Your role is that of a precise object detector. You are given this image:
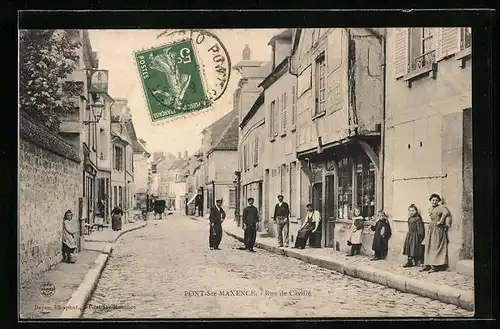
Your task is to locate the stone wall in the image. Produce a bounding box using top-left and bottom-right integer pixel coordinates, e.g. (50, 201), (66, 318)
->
(19, 114), (82, 285)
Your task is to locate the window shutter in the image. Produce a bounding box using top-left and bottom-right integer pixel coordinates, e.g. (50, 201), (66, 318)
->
(436, 28), (461, 61)
(394, 28), (409, 79)
(283, 92), (287, 131)
(254, 136), (259, 164)
(268, 103), (273, 138)
(291, 85), (297, 126)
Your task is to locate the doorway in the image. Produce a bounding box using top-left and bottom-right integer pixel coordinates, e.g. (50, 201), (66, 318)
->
(311, 182), (323, 247)
(325, 174), (335, 247)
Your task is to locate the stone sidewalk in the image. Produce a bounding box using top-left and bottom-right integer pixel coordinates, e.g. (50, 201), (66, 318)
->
(20, 220), (147, 319)
(217, 217), (475, 311)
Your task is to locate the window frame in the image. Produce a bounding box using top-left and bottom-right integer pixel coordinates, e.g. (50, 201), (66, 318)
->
(314, 53), (326, 116)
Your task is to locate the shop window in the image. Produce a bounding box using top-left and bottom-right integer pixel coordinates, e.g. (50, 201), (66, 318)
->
(337, 157), (353, 220)
(356, 154), (376, 219)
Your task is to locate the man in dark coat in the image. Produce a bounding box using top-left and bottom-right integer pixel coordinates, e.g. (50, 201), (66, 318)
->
(209, 198), (226, 250)
(195, 193), (203, 217)
(242, 197), (259, 252)
(273, 194), (290, 248)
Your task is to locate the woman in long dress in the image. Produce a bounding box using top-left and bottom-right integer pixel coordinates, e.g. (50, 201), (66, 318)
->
(111, 206), (123, 231)
(420, 193), (451, 273)
(62, 210), (77, 263)
(402, 204), (425, 267)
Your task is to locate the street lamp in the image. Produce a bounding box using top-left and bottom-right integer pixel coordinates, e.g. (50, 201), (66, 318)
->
(83, 97), (105, 125)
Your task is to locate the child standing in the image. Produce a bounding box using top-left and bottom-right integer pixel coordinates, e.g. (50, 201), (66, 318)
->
(402, 204), (426, 267)
(370, 211), (392, 260)
(347, 208), (364, 256)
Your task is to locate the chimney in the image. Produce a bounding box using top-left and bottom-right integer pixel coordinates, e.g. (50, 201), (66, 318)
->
(178, 152), (181, 159)
(184, 150), (188, 158)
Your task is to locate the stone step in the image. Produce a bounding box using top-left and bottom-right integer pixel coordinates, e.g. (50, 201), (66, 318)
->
(456, 259), (474, 277)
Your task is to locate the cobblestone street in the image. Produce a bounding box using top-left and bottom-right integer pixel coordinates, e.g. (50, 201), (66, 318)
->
(82, 214), (473, 318)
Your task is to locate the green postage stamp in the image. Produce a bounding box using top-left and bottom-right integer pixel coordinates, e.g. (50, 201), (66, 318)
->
(135, 30), (231, 122)
(135, 40), (208, 121)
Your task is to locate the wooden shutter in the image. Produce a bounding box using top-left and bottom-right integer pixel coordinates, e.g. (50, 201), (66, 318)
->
(436, 28), (461, 61)
(291, 85), (297, 126)
(268, 103), (273, 138)
(394, 28), (409, 79)
(273, 100), (279, 137)
(283, 92), (287, 132)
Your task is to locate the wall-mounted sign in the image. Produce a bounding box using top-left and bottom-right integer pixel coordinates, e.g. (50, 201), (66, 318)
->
(88, 69), (109, 93)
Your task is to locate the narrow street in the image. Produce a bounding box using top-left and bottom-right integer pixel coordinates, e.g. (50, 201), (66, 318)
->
(82, 214), (471, 318)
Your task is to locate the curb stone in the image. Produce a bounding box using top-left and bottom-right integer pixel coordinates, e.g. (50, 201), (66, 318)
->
(59, 221), (147, 319)
(223, 228), (474, 311)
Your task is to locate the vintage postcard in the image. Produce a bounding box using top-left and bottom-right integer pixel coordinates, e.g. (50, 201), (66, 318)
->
(19, 26), (475, 319)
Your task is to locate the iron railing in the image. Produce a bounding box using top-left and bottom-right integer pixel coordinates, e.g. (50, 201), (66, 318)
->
(410, 50), (436, 71)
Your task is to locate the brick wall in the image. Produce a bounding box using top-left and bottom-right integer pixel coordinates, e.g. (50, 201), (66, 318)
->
(19, 115), (82, 285)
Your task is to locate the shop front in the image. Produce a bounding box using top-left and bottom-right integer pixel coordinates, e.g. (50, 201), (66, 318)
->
(298, 138), (380, 251)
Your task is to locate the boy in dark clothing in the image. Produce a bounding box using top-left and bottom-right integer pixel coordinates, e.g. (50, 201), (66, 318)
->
(370, 211), (392, 260)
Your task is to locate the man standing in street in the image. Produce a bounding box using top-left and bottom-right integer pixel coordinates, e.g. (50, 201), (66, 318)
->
(209, 198), (226, 250)
(273, 194), (290, 248)
(195, 193), (203, 217)
(242, 197), (259, 252)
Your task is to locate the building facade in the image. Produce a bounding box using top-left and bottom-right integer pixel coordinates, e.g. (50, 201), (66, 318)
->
(200, 110), (239, 214)
(383, 27), (472, 270)
(291, 28), (384, 249)
(233, 44), (271, 229)
(260, 30), (303, 238)
(131, 138), (151, 209)
(110, 98), (134, 221)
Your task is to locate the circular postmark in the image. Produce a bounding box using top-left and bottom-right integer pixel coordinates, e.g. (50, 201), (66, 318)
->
(133, 29), (232, 123)
(40, 281), (55, 297)
(157, 29), (231, 103)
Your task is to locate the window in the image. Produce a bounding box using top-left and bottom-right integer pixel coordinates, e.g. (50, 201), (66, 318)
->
(291, 85), (297, 128)
(280, 93), (287, 136)
(460, 27), (471, 50)
(99, 129), (106, 159)
(114, 146), (123, 171)
(118, 186), (123, 208)
(315, 54), (326, 115)
(243, 144), (248, 171)
(113, 185), (117, 208)
(337, 157), (353, 220)
(356, 154), (376, 219)
(409, 28), (436, 72)
(229, 188), (236, 208)
(253, 136), (259, 165)
(269, 100), (279, 139)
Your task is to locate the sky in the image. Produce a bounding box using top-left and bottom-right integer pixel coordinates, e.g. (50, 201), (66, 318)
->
(88, 29), (281, 155)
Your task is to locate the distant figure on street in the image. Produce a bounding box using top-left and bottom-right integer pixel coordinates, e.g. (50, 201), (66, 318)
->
(195, 193), (203, 217)
(421, 194), (451, 273)
(111, 206), (123, 231)
(347, 207), (364, 256)
(185, 197), (189, 216)
(209, 198), (226, 250)
(293, 203), (320, 249)
(273, 195), (290, 248)
(402, 204), (425, 267)
(242, 197), (259, 252)
(370, 211), (392, 260)
(62, 210), (77, 263)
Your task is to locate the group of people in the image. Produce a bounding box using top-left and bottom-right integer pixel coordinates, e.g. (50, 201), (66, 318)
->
(345, 193), (451, 272)
(207, 192), (452, 273)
